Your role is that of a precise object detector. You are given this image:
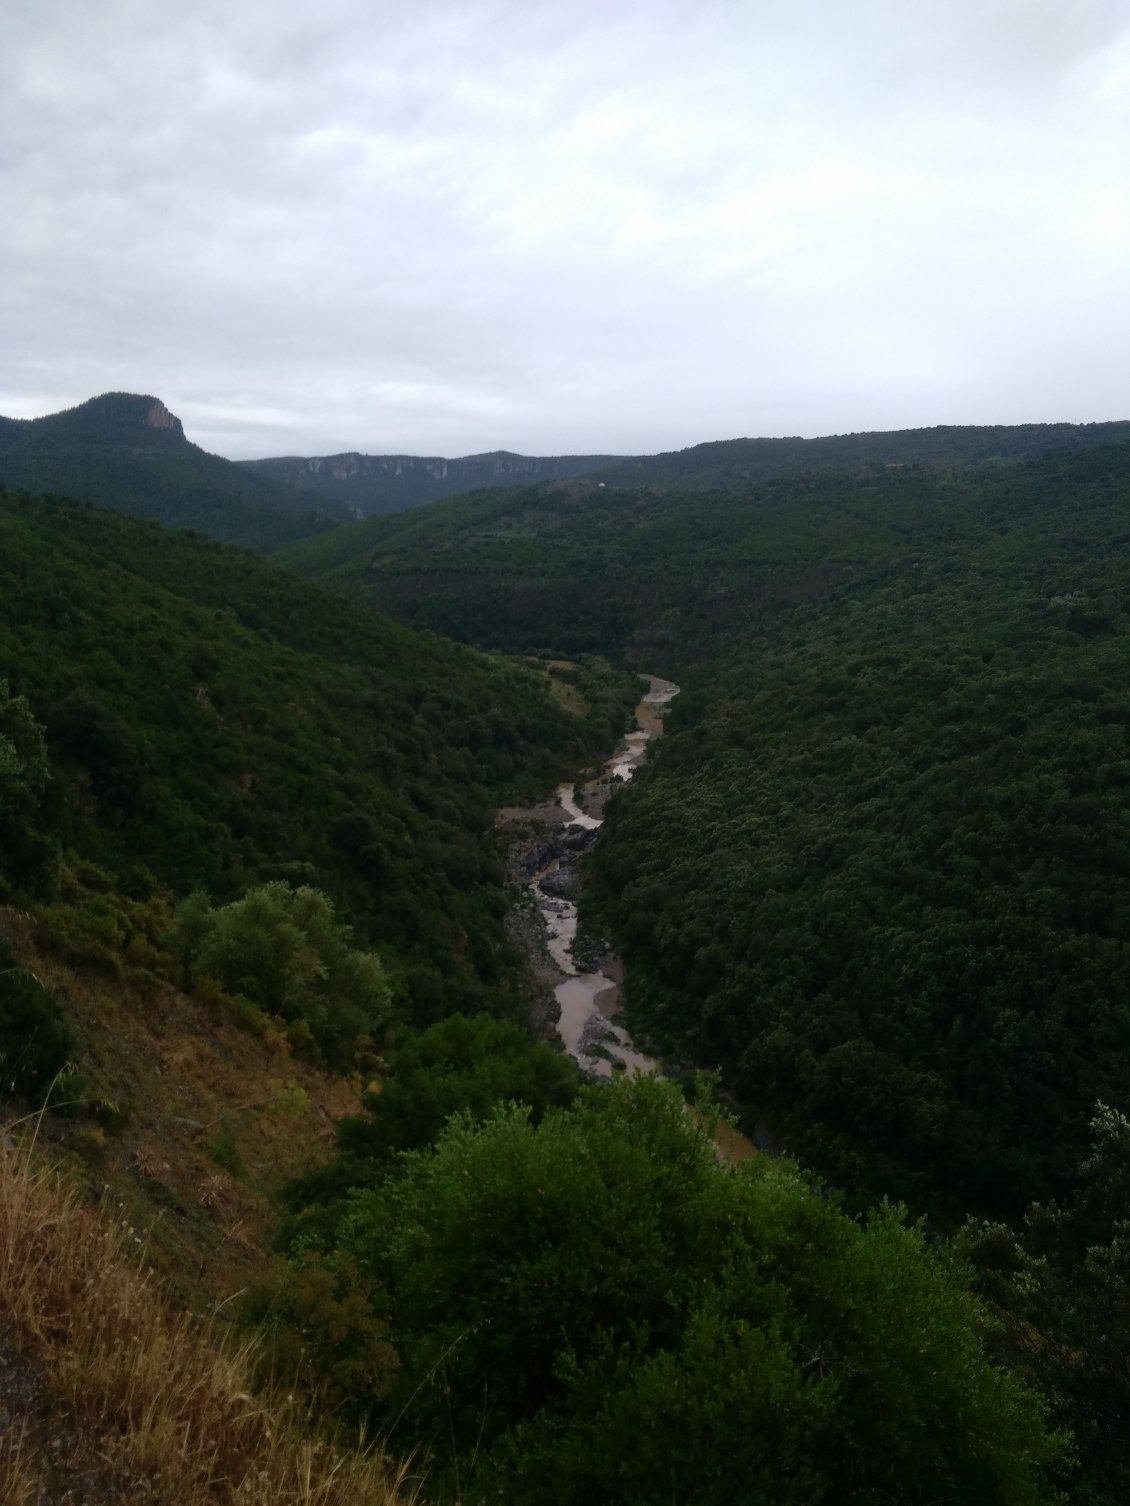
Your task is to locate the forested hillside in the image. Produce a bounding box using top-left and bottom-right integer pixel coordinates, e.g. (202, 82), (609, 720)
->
(0, 484), (637, 1037)
(587, 446), (1130, 1219)
(283, 436), (1130, 662)
(281, 442), (1130, 1214)
(586, 420), (1130, 490)
(263, 422), (1130, 534)
(0, 394), (352, 550)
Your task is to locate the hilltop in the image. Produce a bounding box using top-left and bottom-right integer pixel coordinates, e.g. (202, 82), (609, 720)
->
(244, 419), (1130, 521)
(0, 394), (352, 550)
(587, 419), (1130, 489)
(9, 399), (1125, 555)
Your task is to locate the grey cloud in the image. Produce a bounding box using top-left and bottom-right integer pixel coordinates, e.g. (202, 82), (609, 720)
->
(3, 0), (1127, 459)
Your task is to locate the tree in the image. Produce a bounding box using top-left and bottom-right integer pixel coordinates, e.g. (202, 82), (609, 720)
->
(345, 1013), (579, 1157)
(0, 943), (72, 1102)
(171, 882), (390, 1067)
(340, 1075), (1065, 1505)
(279, 1014), (580, 1247)
(967, 1103), (1130, 1506)
(0, 679), (53, 892)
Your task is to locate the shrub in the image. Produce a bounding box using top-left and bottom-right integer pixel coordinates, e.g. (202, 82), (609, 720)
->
(243, 1250), (398, 1427)
(170, 882), (391, 1068)
(342, 1075), (1067, 1506)
(0, 679), (54, 894)
(0, 943), (73, 1102)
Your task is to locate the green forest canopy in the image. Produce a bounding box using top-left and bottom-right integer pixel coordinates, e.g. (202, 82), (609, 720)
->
(282, 443), (1130, 1219)
(275, 439), (1130, 1499)
(0, 484), (638, 1030)
(4, 427), (1128, 1503)
(322, 1074), (1066, 1506)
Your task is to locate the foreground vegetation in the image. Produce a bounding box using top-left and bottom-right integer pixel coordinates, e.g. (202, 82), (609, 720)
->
(269, 1073), (1066, 1506)
(0, 1128), (415, 1505)
(3, 427), (1127, 1501)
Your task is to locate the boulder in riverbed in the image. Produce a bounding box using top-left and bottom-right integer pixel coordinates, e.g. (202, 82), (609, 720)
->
(538, 866), (581, 901)
(557, 824), (599, 855)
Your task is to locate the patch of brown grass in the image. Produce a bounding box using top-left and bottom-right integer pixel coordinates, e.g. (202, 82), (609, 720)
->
(543, 672), (588, 719)
(0, 1126), (419, 1505)
(0, 905), (366, 1310)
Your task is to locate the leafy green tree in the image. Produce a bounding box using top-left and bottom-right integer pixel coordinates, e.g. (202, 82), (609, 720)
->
(171, 882), (390, 1067)
(242, 1249), (398, 1426)
(966, 1103), (1130, 1506)
(348, 1013), (579, 1156)
(0, 678), (53, 892)
(340, 1075), (1065, 1505)
(280, 1014), (580, 1245)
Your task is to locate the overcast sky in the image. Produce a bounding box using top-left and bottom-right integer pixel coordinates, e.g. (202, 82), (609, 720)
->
(3, 0), (1128, 460)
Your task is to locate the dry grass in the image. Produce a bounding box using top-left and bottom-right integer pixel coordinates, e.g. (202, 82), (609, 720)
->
(0, 905), (368, 1313)
(540, 660), (590, 718)
(0, 1123), (418, 1506)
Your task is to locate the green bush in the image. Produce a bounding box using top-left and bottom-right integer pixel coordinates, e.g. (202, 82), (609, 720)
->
(0, 943), (73, 1102)
(208, 1120), (243, 1177)
(170, 882), (391, 1069)
(339, 1075), (1066, 1505)
(242, 1250), (398, 1426)
(0, 679), (54, 894)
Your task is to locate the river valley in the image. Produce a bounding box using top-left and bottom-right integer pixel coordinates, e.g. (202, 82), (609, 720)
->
(500, 674), (759, 1161)
(530, 677), (678, 1078)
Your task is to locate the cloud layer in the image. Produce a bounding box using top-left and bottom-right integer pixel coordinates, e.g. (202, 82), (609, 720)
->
(4, 0), (1128, 457)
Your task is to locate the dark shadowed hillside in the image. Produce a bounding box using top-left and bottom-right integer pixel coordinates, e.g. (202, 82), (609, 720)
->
(0, 394), (352, 550)
(588, 420), (1130, 490)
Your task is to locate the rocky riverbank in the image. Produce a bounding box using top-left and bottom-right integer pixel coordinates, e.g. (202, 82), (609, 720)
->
(498, 675), (679, 1077)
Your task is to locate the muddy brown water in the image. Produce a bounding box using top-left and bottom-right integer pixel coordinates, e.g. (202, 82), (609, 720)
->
(532, 676), (677, 1082)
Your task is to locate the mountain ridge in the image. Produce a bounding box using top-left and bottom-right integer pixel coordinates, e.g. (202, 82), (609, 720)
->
(0, 393), (353, 551)
(245, 418), (1130, 517)
(241, 446), (627, 517)
(6, 393), (1127, 546)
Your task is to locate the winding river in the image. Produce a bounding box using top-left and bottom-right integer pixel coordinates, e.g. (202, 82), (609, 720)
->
(532, 675), (679, 1080)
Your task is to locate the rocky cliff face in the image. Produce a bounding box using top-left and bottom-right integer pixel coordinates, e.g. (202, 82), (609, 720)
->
(144, 398), (183, 435)
(287, 451), (590, 483)
(243, 448), (626, 517)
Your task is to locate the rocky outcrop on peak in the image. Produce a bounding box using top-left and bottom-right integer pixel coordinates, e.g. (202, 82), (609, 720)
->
(0, 392), (352, 551)
(145, 399), (182, 434)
